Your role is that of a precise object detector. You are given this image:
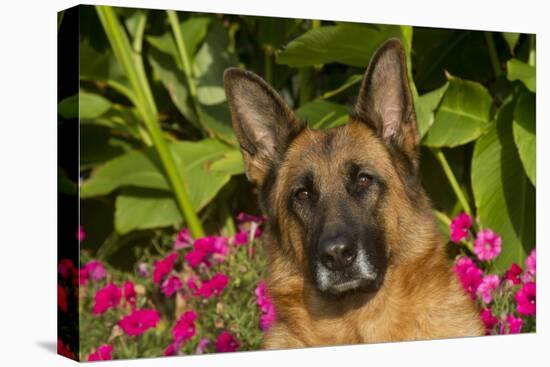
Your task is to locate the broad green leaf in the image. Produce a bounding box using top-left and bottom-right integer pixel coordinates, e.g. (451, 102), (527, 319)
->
(80, 105), (144, 141)
(276, 23), (409, 67)
(507, 59), (536, 92)
(209, 150), (245, 176)
(255, 16), (301, 49)
(202, 106), (237, 146)
(115, 188), (182, 234)
(148, 47), (196, 125)
(415, 82), (449, 138)
(413, 29), (493, 92)
(472, 101), (535, 271)
(180, 17), (211, 61)
(513, 91), (536, 186)
(58, 92), (112, 120)
(193, 20), (238, 106)
(81, 139), (240, 212)
(422, 77), (492, 147)
(80, 125), (136, 168)
(502, 32), (520, 54)
(296, 100), (348, 129)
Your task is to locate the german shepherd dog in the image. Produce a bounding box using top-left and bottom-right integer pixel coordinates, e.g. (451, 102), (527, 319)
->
(224, 39), (483, 349)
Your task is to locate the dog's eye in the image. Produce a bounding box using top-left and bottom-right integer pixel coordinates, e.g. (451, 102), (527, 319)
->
(357, 172), (372, 186)
(295, 188), (310, 201)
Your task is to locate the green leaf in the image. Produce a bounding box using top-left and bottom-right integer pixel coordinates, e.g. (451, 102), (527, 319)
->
(422, 77), (492, 147)
(513, 91), (536, 186)
(58, 169), (77, 196)
(507, 58), (536, 92)
(276, 23), (409, 67)
(472, 101), (535, 271)
(58, 92), (112, 120)
(115, 188), (182, 234)
(80, 125), (137, 168)
(209, 150), (245, 176)
(179, 17), (211, 61)
(296, 99), (348, 129)
(415, 82), (449, 138)
(502, 32), (520, 54)
(81, 139), (240, 212)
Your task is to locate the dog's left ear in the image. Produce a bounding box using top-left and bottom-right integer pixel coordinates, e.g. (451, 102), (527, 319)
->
(354, 39), (419, 167)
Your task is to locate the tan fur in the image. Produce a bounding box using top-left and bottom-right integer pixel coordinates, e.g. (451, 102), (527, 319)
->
(262, 121), (483, 349)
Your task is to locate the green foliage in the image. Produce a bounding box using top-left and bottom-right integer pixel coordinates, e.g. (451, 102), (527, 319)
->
(73, 6), (536, 273)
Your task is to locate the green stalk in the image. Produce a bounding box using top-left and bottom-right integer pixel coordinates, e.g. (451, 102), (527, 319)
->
(298, 18), (321, 106)
(431, 148), (472, 216)
(484, 32), (502, 78)
(528, 34), (536, 67)
(96, 6), (205, 238)
(166, 10), (206, 132)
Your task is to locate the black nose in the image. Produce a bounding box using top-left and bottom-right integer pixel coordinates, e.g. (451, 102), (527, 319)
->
(320, 241), (357, 271)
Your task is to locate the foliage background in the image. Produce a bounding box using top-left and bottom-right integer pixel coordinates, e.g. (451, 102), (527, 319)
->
(57, 4), (536, 359)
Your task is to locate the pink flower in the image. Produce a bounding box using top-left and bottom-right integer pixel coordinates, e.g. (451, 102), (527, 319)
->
(255, 281), (277, 331)
(196, 338), (210, 354)
(503, 315), (523, 334)
(153, 252), (178, 284)
(77, 225), (86, 242)
(505, 263), (523, 285)
(79, 267), (89, 286)
(122, 281), (136, 307)
(195, 273), (229, 298)
(477, 274), (500, 304)
(236, 212), (265, 225)
(473, 229), (502, 261)
(88, 344), (112, 361)
(185, 236), (228, 267)
(215, 330), (239, 353)
(118, 309), (160, 336)
(164, 342), (179, 356)
(58, 259), (74, 279)
(84, 260), (107, 281)
(187, 275), (200, 293)
(453, 256), (483, 299)
(515, 282), (536, 316)
(480, 308), (498, 335)
(449, 212), (472, 243)
(161, 275), (183, 297)
(174, 228), (193, 250)
(233, 231), (249, 246)
(57, 338), (73, 359)
(173, 311), (197, 343)
(525, 249), (536, 280)
(93, 283), (121, 315)
(137, 262), (149, 278)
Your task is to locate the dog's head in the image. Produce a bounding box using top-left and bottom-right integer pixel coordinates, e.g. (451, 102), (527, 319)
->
(224, 39), (428, 297)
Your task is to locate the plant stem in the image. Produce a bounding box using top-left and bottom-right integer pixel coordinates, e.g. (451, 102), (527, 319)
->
(528, 34), (536, 67)
(484, 32), (501, 78)
(166, 10), (206, 133)
(431, 148), (472, 216)
(96, 6), (205, 238)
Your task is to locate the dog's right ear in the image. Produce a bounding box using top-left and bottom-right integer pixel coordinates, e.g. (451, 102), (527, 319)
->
(224, 68), (304, 185)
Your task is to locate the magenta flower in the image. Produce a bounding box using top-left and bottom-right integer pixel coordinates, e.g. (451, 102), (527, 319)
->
(215, 331), (240, 353)
(118, 309), (160, 336)
(122, 281), (136, 307)
(196, 338), (210, 354)
(504, 315), (523, 334)
(453, 256), (483, 299)
(515, 282), (536, 316)
(174, 228), (193, 250)
(173, 311), (197, 343)
(77, 225), (86, 242)
(93, 283), (121, 315)
(255, 281), (277, 331)
(58, 259), (74, 279)
(161, 275), (183, 297)
(185, 236), (228, 267)
(195, 273), (229, 298)
(449, 212), (472, 243)
(153, 252), (178, 284)
(236, 212), (265, 225)
(58, 285), (68, 313)
(477, 274), (500, 304)
(164, 342), (179, 357)
(233, 231), (249, 246)
(88, 344), (112, 361)
(84, 260), (107, 281)
(79, 267), (89, 286)
(480, 308), (498, 335)
(505, 263), (523, 285)
(525, 249), (536, 280)
(187, 275), (200, 293)
(473, 229), (502, 261)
